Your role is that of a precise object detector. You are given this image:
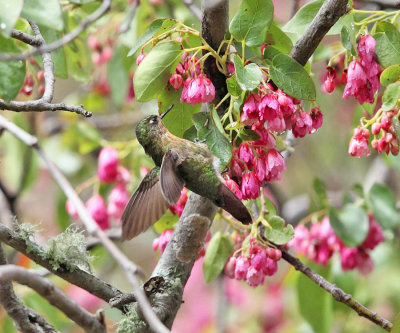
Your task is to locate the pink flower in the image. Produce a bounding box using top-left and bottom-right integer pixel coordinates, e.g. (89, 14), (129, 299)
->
(361, 216), (384, 250)
(357, 252), (374, 275)
(234, 256), (250, 280)
(97, 147), (119, 183)
(265, 149), (286, 182)
(136, 53), (146, 66)
(323, 67), (336, 93)
(86, 195), (109, 230)
(108, 184), (130, 220)
(180, 75), (215, 105)
(226, 178), (242, 200)
(254, 156), (266, 182)
(158, 229), (174, 253)
(290, 225), (310, 254)
(340, 247), (361, 271)
(238, 143), (254, 166)
(252, 128), (276, 148)
(241, 93), (260, 124)
(267, 114), (286, 132)
(230, 151), (245, 178)
(246, 266), (265, 287)
(310, 107), (323, 130)
(258, 94), (280, 122)
(263, 257), (278, 276)
(66, 285), (102, 311)
(169, 74), (183, 90)
(116, 166), (131, 185)
(169, 188), (188, 216)
(224, 256), (236, 279)
(241, 172), (260, 200)
(358, 35), (376, 68)
(291, 112), (313, 138)
(250, 249), (268, 272)
(65, 199), (79, 220)
(348, 127), (370, 158)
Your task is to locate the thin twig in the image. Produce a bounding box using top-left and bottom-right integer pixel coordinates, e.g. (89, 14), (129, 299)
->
(0, 244), (57, 333)
(281, 249), (393, 331)
(0, 0), (111, 61)
(2, 24), (92, 117)
(0, 265), (106, 333)
(182, 0), (202, 21)
(118, 0), (140, 34)
(0, 115), (170, 333)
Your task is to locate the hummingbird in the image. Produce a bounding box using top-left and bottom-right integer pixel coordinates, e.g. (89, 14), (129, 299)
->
(121, 105), (252, 240)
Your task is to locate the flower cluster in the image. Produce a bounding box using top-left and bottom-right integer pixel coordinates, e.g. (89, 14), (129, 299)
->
(166, 53), (215, 105)
(290, 215), (384, 275)
(66, 147), (131, 230)
(20, 58), (45, 96)
(88, 35), (113, 66)
(227, 87), (323, 201)
(321, 55), (347, 94)
(224, 235), (282, 287)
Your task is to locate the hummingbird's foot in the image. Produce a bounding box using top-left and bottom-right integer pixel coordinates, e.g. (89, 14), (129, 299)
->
(194, 137), (206, 144)
(221, 167), (229, 174)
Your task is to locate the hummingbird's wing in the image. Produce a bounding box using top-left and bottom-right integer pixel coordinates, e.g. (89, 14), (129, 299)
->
(160, 149), (185, 205)
(121, 167), (170, 241)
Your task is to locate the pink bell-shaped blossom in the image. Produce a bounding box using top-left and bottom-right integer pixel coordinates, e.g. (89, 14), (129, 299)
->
(169, 73), (183, 90)
(107, 184), (130, 220)
(241, 171), (260, 200)
(97, 147), (119, 183)
(86, 195), (109, 230)
(234, 256), (250, 280)
(291, 112), (313, 138)
(180, 74), (215, 105)
(265, 149), (286, 182)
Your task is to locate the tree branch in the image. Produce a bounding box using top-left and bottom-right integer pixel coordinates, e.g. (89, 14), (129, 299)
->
(0, 244), (57, 333)
(281, 249), (393, 331)
(1, 24), (92, 117)
(290, 0), (350, 66)
(0, 265), (106, 333)
(0, 115), (169, 333)
(0, 0), (111, 62)
(181, 0), (202, 21)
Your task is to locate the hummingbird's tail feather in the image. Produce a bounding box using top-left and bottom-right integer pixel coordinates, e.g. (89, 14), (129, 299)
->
(215, 184), (252, 224)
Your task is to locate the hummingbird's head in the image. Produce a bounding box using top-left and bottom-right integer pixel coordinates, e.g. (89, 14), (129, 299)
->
(135, 105), (173, 146)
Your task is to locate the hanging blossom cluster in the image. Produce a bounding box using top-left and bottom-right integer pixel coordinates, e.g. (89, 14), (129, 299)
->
(290, 215), (384, 275)
(227, 85), (323, 201)
(224, 233), (285, 287)
(66, 147), (131, 230)
(137, 51), (216, 106)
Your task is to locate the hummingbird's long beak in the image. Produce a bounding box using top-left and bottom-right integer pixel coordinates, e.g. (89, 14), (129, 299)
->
(160, 105), (174, 119)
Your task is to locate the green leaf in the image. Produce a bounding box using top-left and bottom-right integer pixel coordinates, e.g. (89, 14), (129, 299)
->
(233, 54), (262, 91)
(21, 0), (63, 31)
(283, 0), (323, 35)
(107, 46), (134, 107)
(39, 27), (67, 79)
(158, 86), (200, 137)
(134, 41), (182, 102)
(192, 112), (233, 169)
(392, 313), (400, 333)
(265, 23), (293, 54)
(229, 0), (274, 47)
(128, 19), (175, 57)
(264, 216), (294, 245)
(374, 22), (400, 68)
(0, 0), (23, 37)
(266, 49), (316, 100)
(313, 178), (328, 209)
(0, 36), (26, 101)
(382, 82), (400, 111)
(329, 204), (369, 248)
(226, 75), (242, 97)
(380, 65), (400, 87)
(153, 210), (178, 233)
(65, 40), (93, 82)
(368, 183), (399, 229)
(57, 194), (70, 232)
(183, 125), (197, 141)
(297, 262), (333, 333)
(238, 128), (260, 142)
(203, 231), (233, 283)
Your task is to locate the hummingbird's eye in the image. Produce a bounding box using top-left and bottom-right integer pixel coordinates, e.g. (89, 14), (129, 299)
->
(149, 117), (158, 124)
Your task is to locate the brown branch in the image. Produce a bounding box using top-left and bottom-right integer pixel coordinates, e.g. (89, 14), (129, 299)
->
(281, 249), (393, 331)
(0, 115), (170, 333)
(0, 265), (106, 333)
(0, 223), (125, 308)
(0, 244), (58, 333)
(0, 0), (111, 61)
(1, 24), (92, 117)
(290, 0), (350, 66)
(118, 0), (140, 34)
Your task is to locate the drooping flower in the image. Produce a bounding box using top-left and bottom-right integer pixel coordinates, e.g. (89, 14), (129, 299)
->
(97, 147), (119, 183)
(86, 195), (109, 230)
(348, 127), (370, 158)
(310, 107), (324, 130)
(291, 112), (313, 138)
(169, 188), (188, 216)
(180, 74), (215, 105)
(169, 73), (183, 90)
(234, 256), (250, 280)
(108, 184), (130, 220)
(226, 178), (242, 200)
(241, 172), (260, 200)
(265, 149), (286, 182)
